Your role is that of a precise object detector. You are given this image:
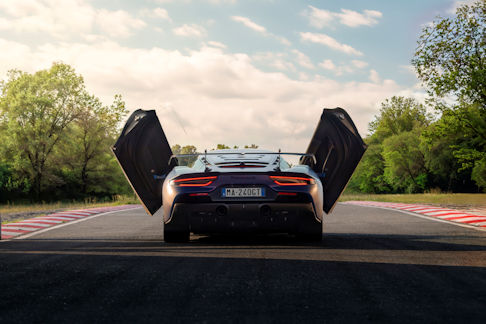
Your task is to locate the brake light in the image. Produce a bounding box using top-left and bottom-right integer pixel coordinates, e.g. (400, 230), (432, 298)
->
(270, 176), (315, 186)
(278, 192), (298, 196)
(172, 176), (217, 187)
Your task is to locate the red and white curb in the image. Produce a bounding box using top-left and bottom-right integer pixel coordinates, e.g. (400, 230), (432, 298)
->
(345, 201), (486, 229)
(1, 205), (141, 240)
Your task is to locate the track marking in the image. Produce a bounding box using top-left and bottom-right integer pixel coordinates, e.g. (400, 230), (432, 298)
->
(343, 203), (486, 232)
(0, 207), (142, 242)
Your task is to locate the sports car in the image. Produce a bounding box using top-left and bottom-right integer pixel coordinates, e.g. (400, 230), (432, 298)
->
(112, 108), (366, 242)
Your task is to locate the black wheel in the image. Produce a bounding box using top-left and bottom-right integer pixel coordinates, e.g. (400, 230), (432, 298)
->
(164, 230), (190, 243)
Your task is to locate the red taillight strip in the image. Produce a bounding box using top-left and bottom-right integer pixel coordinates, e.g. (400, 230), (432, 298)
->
(172, 176), (217, 187)
(189, 193), (209, 197)
(178, 182), (213, 187)
(270, 176), (314, 186)
(278, 192), (298, 196)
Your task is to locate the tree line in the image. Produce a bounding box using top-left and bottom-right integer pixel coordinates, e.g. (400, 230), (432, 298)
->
(349, 2), (485, 193)
(0, 63), (132, 202)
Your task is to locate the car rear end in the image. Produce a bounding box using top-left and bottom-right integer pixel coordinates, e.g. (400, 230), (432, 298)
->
(163, 170), (323, 239)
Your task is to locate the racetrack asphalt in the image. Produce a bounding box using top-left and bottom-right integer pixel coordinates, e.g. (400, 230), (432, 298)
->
(1, 203), (485, 323)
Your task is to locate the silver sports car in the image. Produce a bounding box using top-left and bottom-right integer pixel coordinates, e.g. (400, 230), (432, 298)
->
(113, 108), (366, 242)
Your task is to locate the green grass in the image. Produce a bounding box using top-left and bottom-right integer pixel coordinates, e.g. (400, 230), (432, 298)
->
(0, 194), (139, 216)
(340, 193), (486, 208)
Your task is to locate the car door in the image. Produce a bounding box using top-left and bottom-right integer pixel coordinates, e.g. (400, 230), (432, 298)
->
(301, 108), (367, 213)
(112, 109), (177, 215)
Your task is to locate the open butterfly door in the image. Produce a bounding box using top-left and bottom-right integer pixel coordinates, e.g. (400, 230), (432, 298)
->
(112, 109), (177, 215)
(301, 108), (367, 214)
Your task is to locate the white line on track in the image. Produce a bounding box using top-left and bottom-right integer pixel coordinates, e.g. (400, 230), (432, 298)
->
(27, 219), (63, 224)
(0, 207), (143, 242)
(52, 214), (86, 218)
(10, 222), (51, 227)
(424, 211), (456, 216)
(1, 231), (23, 236)
(34, 216), (79, 221)
(444, 216), (486, 222)
(1, 226), (38, 232)
(436, 214), (470, 218)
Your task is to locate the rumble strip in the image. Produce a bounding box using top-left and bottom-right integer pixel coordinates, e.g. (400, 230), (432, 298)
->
(1, 205), (140, 240)
(345, 201), (486, 229)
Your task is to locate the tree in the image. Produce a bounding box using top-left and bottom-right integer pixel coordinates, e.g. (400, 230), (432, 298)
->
(171, 144), (198, 166)
(382, 129), (429, 193)
(55, 94), (128, 195)
(0, 63), (87, 198)
(421, 104), (485, 191)
(412, 1), (486, 192)
(216, 144), (230, 150)
(412, 1), (486, 104)
(351, 96), (431, 193)
(348, 142), (391, 193)
(369, 96), (430, 139)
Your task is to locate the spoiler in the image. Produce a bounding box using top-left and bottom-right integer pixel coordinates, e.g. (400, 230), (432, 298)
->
(168, 151), (317, 166)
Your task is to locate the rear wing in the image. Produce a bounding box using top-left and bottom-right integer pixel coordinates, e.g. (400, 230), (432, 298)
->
(169, 151), (317, 166)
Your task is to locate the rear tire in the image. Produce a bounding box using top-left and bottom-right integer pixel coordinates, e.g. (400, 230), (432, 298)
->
(164, 230), (190, 243)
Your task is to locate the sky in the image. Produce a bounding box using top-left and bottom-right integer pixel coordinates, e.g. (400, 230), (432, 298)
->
(0, 0), (473, 153)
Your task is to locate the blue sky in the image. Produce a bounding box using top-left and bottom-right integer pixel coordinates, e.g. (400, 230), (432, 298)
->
(0, 0), (472, 152)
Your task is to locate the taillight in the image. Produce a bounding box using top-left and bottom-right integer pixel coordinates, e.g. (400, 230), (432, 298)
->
(278, 192), (298, 196)
(171, 176), (217, 187)
(270, 176), (315, 186)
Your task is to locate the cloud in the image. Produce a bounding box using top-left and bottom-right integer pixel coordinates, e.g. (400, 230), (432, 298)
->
(351, 60), (368, 69)
(305, 6), (382, 28)
(173, 24), (206, 37)
(305, 6), (334, 29)
(152, 0), (237, 3)
(150, 7), (171, 21)
(448, 0), (477, 14)
(207, 0), (237, 5)
(292, 50), (314, 69)
(231, 16), (266, 33)
(369, 69), (381, 83)
(318, 59), (355, 76)
(2, 38), (415, 147)
(231, 15), (290, 46)
(252, 52), (296, 71)
(318, 59), (369, 76)
(96, 10), (146, 38)
(319, 59), (336, 71)
(337, 9), (382, 28)
(300, 32), (363, 56)
(0, 0), (146, 39)
(152, 0), (174, 3)
(207, 41), (227, 48)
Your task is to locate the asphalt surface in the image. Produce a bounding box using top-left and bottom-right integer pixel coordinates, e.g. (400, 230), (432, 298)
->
(1, 203), (485, 323)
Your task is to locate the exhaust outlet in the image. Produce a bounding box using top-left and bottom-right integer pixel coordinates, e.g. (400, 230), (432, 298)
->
(260, 205), (271, 217)
(216, 205), (228, 216)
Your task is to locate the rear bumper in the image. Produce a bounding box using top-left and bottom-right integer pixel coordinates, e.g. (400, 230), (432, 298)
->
(165, 202), (321, 235)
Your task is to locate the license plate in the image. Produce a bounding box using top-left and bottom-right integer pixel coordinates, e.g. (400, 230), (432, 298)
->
(223, 187), (264, 198)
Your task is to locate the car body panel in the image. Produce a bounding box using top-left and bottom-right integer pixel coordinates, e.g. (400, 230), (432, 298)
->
(112, 109), (176, 215)
(301, 108), (367, 213)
